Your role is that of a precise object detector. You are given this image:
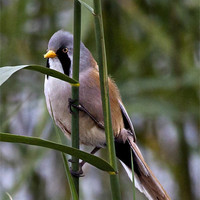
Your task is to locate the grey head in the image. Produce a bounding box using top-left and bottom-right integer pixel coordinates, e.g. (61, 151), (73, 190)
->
(48, 30), (74, 52)
(46, 30), (96, 76)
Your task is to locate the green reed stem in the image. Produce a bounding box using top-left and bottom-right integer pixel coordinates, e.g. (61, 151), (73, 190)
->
(71, 0), (81, 196)
(93, 1), (121, 199)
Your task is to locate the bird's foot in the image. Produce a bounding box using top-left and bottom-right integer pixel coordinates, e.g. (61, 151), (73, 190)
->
(68, 159), (85, 177)
(68, 98), (78, 114)
(68, 98), (104, 129)
(70, 168), (84, 177)
(68, 158), (75, 163)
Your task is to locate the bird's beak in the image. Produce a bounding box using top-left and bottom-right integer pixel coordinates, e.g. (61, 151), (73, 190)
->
(44, 50), (57, 58)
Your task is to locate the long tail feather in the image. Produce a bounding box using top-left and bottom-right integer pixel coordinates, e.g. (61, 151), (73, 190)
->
(115, 136), (170, 200)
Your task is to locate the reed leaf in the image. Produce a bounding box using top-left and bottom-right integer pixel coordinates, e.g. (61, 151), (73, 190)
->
(0, 132), (115, 173)
(0, 65), (79, 86)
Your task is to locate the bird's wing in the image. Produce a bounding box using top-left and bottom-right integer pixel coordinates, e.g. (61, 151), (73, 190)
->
(118, 99), (136, 141)
(79, 68), (124, 136)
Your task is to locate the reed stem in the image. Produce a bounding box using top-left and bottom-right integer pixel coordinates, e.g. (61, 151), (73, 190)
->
(71, 0), (81, 196)
(93, 1), (121, 199)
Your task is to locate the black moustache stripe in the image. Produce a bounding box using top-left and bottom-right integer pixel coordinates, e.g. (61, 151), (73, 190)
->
(45, 54), (71, 80)
(57, 53), (71, 76)
(46, 58), (50, 79)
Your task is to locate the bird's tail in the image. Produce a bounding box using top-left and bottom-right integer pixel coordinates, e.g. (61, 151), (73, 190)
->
(115, 136), (171, 200)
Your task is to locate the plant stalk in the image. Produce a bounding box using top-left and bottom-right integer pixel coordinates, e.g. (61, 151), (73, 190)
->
(71, 0), (81, 196)
(93, 1), (121, 199)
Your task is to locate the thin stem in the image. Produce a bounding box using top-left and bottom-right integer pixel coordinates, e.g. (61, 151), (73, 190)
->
(61, 153), (78, 200)
(131, 149), (136, 200)
(71, 0), (81, 196)
(93, 1), (121, 199)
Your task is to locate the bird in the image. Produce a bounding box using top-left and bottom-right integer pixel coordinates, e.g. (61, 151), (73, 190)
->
(44, 30), (170, 200)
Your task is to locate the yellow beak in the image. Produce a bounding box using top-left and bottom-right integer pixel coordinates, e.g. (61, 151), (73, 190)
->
(44, 50), (57, 58)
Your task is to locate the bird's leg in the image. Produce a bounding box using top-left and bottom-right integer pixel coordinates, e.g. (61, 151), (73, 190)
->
(78, 147), (101, 169)
(68, 98), (104, 129)
(69, 147), (101, 177)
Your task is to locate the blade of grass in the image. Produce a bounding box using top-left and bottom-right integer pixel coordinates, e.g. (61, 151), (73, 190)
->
(0, 133), (115, 173)
(0, 65), (79, 86)
(93, 1), (121, 199)
(2, 192), (13, 200)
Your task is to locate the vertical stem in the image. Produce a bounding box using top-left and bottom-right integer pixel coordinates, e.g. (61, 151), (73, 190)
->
(71, 0), (81, 196)
(176, 121), (193, 200)
(61, 153), (78, 200)
(130, 149), (136, 200)
(93, 1), (121, 199)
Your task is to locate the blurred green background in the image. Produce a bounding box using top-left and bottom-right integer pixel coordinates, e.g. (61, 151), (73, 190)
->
(0, 0), (199, 200)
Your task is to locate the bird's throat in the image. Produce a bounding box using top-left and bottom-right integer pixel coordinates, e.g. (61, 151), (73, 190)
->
(46, 55), (71, 79)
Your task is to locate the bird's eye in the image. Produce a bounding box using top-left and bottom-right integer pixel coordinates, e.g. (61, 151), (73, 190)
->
(62, 48), (68, 53)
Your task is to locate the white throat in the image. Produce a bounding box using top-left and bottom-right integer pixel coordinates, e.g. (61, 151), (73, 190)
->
(49, 57), (64, 73)
(48, 57), (72, 77)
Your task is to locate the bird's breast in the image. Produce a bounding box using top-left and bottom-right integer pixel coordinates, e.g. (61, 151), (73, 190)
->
(44, 72), (106, 147)
(44, 74), (71, 132)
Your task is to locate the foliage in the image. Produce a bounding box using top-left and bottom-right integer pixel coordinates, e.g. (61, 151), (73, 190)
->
(0, 0), (199, 200)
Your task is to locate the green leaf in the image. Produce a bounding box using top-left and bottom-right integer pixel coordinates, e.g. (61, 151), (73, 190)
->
(0, 133), (115, 173)
(0, 65), (79, 86)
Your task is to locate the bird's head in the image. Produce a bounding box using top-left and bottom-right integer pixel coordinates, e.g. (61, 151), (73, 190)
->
(44, 30), (96, 77)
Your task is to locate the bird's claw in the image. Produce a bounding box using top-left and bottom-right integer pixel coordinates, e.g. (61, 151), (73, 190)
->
(68, 98), (77, 114)
(68, 159), (85, 177)
(70, 168), (84, 177)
